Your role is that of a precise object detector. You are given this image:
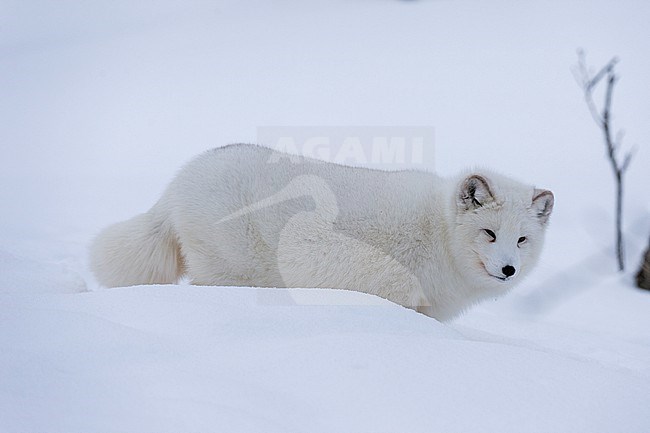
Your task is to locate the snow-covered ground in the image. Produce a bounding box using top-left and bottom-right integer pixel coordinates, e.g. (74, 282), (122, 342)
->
(2, 1), (650, 432)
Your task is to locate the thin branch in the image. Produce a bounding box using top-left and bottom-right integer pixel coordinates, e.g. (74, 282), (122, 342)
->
(575, 51), (619, 128)
(614, 129), (625, 153)
(586, 57), (618, 92)
(620, 148), (635, 173)
(573, 50), (604, 125)
(584, 91), (604, 126)
(571, 50), (589, 88)
(574, 50), (631, 272)
(602, 72), (620, 177)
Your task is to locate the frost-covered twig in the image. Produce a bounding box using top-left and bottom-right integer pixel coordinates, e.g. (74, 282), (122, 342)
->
(573, 49), (633, 272)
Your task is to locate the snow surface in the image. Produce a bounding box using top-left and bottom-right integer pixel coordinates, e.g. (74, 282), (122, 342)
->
(2, 0), (650, 432)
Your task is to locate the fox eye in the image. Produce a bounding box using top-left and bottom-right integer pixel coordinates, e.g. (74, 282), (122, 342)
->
(518, 236), (527, 244)
(483, 229), (496, 242)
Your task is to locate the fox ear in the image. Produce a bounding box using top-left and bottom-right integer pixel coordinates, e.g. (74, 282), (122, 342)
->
(532, 189), (554, 224)
(458, 175), (494, 211)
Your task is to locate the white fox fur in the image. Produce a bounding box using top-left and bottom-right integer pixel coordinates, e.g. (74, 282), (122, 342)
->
(90, 143), (554, 320)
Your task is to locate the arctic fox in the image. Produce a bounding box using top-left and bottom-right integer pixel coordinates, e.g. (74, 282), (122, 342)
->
(90, 143), (553, 320)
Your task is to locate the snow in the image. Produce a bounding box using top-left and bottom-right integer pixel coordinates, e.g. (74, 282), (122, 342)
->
(0, 251), (86, 295)
(2, 0), (650, 432)
(3, 286), (650, 433)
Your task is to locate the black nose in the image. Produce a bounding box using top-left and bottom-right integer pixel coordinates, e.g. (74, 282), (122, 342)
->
(502, 265), (516, 277)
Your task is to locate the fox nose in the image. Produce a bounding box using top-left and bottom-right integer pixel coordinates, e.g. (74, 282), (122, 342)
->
(502, 265), (516, 277)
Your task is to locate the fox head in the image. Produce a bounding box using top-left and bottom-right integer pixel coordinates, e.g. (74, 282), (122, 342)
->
(450, 172), (554, 295)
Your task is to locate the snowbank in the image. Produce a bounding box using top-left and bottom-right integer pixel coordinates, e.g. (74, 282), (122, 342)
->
(2, 285), (650, 433)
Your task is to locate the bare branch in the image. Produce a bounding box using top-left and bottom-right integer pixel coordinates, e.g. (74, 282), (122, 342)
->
(615, 129), (625, 149)
(583, 92), (604, 126)
(571, 50), (590, 88)
(602, 72), (618, 174)
(620, 147), (635, 173)
(586, 57), (618, 92)
(603, 72), (617, 123)
(574, 51), (620, 128)
(574, 50), (631, 272)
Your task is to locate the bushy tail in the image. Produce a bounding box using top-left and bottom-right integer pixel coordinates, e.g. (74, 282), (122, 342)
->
(90, 210), (184, 288)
